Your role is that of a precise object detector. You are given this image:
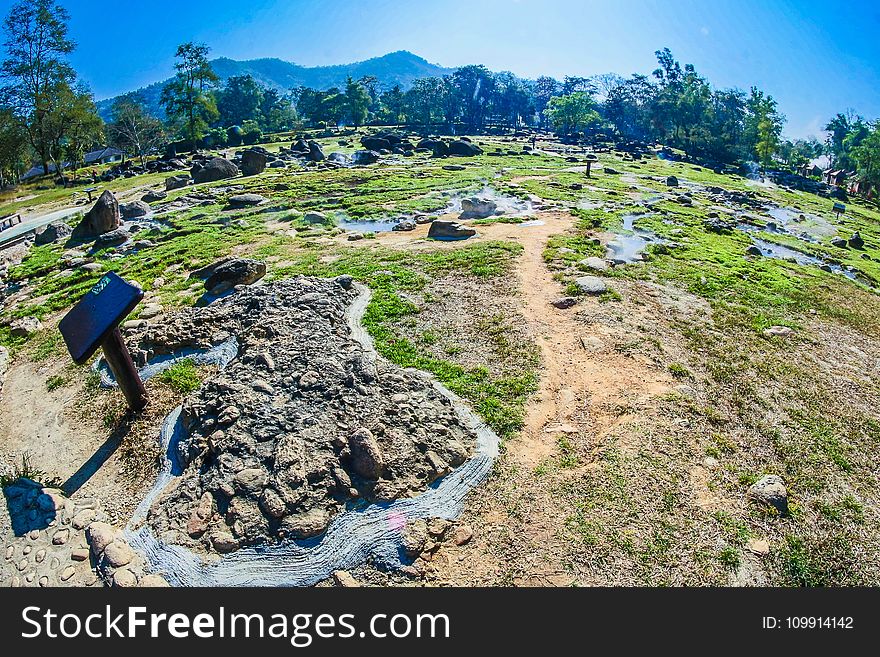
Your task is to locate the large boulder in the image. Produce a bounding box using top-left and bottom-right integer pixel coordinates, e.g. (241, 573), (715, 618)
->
(240, 149), (268, 176)
(72, 190), (120, 239)
(34, 221), (73, 245)
(361, 136), (391, 152)
(351, 150), (379, 166)
(459, 197), (498, 220)
(418, 138), (448, 157)
(93, 228), (131, 248)
(204, 258), (267, 294)
(120, 200), (150, 219)
(142, 190), (168, 203)
(305, 141), (325, 162)
(574, 276), (608, 295)
(9, 316), (42, 338)
(448, 140), (482, 157)
(428, 220), (476, 240)
(327, 152), (351, 165)
(191, 157), (239, 184)
(165, 175), (190, 191)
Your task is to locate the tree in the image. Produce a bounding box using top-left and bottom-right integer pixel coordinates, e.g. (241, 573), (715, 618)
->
(160, 42), (219, 151)
(380, 85), (406, 126)
(451, 65), (495, 130)
(546, 92), (601, 135)
(216, 74), (263, 127)
(344, 77), (370, 127)
(561, 75), (596, 96)
(745, 87), (785, 169)
(851, 123), (880, 189)
(1, 0), (76, 174)
(260, 88), (296, 132)
(533, 76), (560, 128)
(405, 76), (446, 126)
(108, 95), (166, 167)
(0, 107), (29, 186)
(47, 83), (103, 176)
(492, 72), (534, 129)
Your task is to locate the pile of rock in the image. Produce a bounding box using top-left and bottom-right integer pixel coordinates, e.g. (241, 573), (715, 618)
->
(125, 277), (477, 554)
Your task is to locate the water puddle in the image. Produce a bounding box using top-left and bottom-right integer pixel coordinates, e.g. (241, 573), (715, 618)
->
(606, 213), (658, 263)
(340, 218), (403, 233)
(750, 237), (857, 280)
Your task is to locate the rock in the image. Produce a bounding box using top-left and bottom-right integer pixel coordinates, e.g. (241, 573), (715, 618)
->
(9, 316), (42, 337)
(303, 211), (331, 225)
(348, 428), (384, 480)
(210, 531), (239, 553)
(579, 256), (609, 272)
(448, 140), (482, 156)
(392, 219), (416, 232)
(226, 193), (268, 209)
(112, 568), (138, 587)
(120, 200), (150, 218)
(746, 245), (763, 256)
(763, 325), (794, 338)
(191, 157), (239, 184)
(87, 522), (117, 555)
(746, 538), (770, 556)
(165, 174), (190, 191)
(34, 221), (73, 245)
(666, 175), (679, 187)
(459, 197), (498, 220)
(327, 152), (350, 165)
(72, 190), (120, 238)
(204, 258), (267, 294)
(427, 518), (450, 538)
(51, 528), (70, 545)
(332, 570), (360, 587)
(748, 475), (788, 515)
(351, 150), (380, 165)
(452, 525), (473, 545)
(831, 237), (847, 248)
(551, 297), (578, 309)
(849, 232), (864, 249)
(305, 141), (325, 162)
(142, 190), (168, 203)
(103, 541), (134, 567)
(240, 149), (268, 176)
(443, 164), (467, 171)
(403, 519), (428, 557)
(574, 276), (608, 295)
(233, 468), (268, 494)
(93, 228), (130, 248)
(428, 220), (476, 240)
(71, 548), (90, 562)
(603, 167), (620, 175)
(281, 508), (329, 539)
(361, 136), (391, 152)
(139, 574), (171, 587)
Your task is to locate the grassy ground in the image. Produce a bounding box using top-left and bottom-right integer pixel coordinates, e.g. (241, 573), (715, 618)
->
(2, 136), (879, 585)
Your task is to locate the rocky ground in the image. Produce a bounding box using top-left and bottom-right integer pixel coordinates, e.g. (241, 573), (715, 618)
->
(127, 276), (477, 554)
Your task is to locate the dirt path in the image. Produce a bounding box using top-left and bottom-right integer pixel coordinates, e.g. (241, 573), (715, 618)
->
(423, 209), (674, 585)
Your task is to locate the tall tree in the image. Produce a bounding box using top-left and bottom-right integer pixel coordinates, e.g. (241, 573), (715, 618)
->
(380, 85), (406, 126)
(451, 65), (495, 130)
(851, 123), (880, 189)
(546, 92), (601, 135)
(216, 74), (264, 127)
(108, 95), (166, 167)
(49, 83), (103, 175)
(1, 0), (76, 174)
(0, 107), (28, 186)
(533, 76), (560, 128)
(344, 77), (370, 128)
(160, 42), (218, 151)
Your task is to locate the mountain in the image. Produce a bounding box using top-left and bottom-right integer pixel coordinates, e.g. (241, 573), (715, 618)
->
(96, 50), (452, 120)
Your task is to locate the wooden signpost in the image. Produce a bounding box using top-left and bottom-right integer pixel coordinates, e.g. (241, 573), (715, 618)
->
(59, 271), (147, 412)
(833, 202), (846, 219)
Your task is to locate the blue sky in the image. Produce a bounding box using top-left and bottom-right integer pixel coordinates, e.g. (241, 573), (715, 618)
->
(2, 0), (878, 138)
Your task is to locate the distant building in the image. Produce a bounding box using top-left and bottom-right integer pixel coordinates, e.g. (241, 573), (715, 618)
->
(824, 169), (848, 186)
(799, 162), (823, 178)
(84, 147), (124, 165)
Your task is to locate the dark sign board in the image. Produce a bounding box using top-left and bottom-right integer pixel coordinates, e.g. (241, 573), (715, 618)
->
(59, 272), (143, 365)
(833, 202), (846, 213)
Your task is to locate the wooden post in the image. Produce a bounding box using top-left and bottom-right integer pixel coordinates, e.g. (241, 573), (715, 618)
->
(101, 327), (147, 412)
(585, 160), (593, 178)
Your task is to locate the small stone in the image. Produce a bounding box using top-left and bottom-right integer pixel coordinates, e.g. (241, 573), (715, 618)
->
(453, 525), (474, 545)
(39, 576), (49, 587)
(113, 569), (138, 587)
(551, 297), (578, 309)
(17, 558), (28, 572)
(139, 574), (170, 587)
(748, 475), (789, 515)
(5, 546), (14, 560)
(763, 325), (794, 338)
(71, 548), (90, 562)
(332, 570), (360, 587)
(87, 522), (117, 554)
(103, 541), (134, 568)
(72, 509), (96, 530)
(60, 566), (76, 581)
(35, 548), (46, 563)
(52, 528), (70, 545)
(211, 532), (239, 554)
(579, 256), (609, 272)
(427, 518), (451, 538)
(746, 538), (770, 556)
(574, 276), (608, 295)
